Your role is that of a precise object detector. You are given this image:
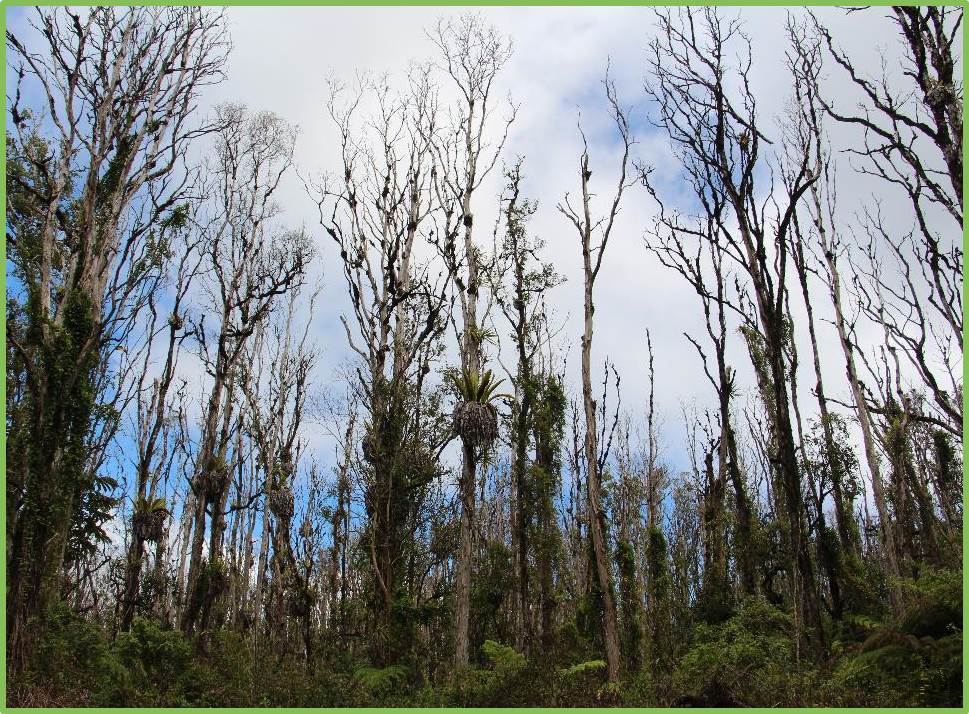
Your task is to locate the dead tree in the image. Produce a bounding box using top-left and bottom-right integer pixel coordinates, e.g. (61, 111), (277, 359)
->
(428, 14), (515, 670)
(646, 8), (824, 652)
(645, 178), (759, 599)
(118, 209), (206, 632)
(239, 287), (318, 648)
(813, 7), (962, 436)
(787, 23), (906, 605)
(181, 106), (312, 634)
(312, 70), (450, 665)
(557, 71), (637, 684)
(493, 160), (563, 654)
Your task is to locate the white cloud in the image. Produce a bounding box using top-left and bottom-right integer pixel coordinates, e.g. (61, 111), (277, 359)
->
(87, 7), (959, 486)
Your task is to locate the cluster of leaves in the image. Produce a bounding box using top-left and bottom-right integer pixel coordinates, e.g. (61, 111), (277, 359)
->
(825, 567), (962, 707)
(449, 367), (507, 405)
(670, 596), (812, 706)
(134, 496), (168, 514)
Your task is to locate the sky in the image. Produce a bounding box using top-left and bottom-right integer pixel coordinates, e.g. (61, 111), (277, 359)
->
(5, 6), (960, 506)
(173, 6), (949, 479)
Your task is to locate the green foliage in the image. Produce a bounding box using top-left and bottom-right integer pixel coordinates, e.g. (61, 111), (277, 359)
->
(569, 590), (606, 660)
(672, 596), (812, 706)
(16, 601), (119, 706)
(559, 658), (606, 677)
(618, 669), (656, 705)
(11, 284), (106, 638)
(466, 324), (499, 346)
(932, 429), (962, 494)
(825, 567), (962, 707)
(481, 639), (526, 673)
(67, 472), (119, 563)
(554, 659), (609, 706)
(828, 632), (961, 707)
(451, 641), (529, 706)
(108, 618), (194, 706)
(13, 574), (963, 708)
(899, 566), (961, 615)
(449, 366), (508, 404)
(739, 324), (777, 419)
(352, 664), (409, 692)
(95, 133), (137, 208)
(470, 541), (515, 650)
(645, 525), (674, 672)
(134, 496), (167, 514)
(616, 538), (644, 670)
(160, 203), (190, 231)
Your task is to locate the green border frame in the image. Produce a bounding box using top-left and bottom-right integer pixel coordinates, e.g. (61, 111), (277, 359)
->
(0, 1), (965, 712)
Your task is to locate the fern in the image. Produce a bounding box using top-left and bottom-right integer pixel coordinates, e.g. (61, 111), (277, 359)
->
(559, 659), (606, 678)
(481, 640), (526, 674)
(352, 664), (408, 691)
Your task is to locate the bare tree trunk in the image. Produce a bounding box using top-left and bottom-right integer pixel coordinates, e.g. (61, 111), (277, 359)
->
(152, 523), (172, 626)
(558, 78), (636, 682)
(453, 441), (476, 668)
(254, 492), (272, 632)
(825, 218), (902, 603)
(175, 488), (195, 620)
(793, 231), (856, 556)
(580, 281), (622, 683)
(427, 17), (514, 669)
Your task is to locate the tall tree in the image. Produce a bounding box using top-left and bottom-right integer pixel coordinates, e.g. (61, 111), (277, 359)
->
(117, 207), (204, 632)
(181, 107), (312, 634)
(5, 6), (229, 670)
(313, 72), (450, 665)
(558, 71), (637, 684)
(493, 160), (562, 653)
(646, 7), (824, 652)
(428, 14), (514, 670)
(814, 7), (962, 436)
(645, 186), (759, 599)
(787, 22), (906, 604)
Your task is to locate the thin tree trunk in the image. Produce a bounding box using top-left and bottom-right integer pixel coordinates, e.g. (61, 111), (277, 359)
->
(581, 274), (621, 684)
(822, 246), (902, 606)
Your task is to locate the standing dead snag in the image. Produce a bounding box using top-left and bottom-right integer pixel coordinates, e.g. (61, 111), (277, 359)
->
(812, 7), (962, 437)
(428, 13), (515, 670)
(787, 20), (905, 605)
(645, 175), (759, 600)
(5, 5), (229, 671)
(558, 71), (638, 684)
(118, 211), (206, 633)
(181, 107), (313, 635)
(493, 160), (563, 654)
(239, 289), (319, 651)
(783, 20), (873, 621)
(312, 70), (450, 665)
(646, 8), (824, 653)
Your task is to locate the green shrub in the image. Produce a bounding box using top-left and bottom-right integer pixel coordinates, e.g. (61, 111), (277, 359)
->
(827, 632), (961, 706)
(108, 617), (194, 706)
(180, 629), (254, 706)
(826, 567), (962, 707)
(451, 640), (529, 706)
(618, 669), (656, 706)
(671, 595), (814, 706)
(554, 658), (608, 706)
(17, 601), (119, 706)
(350, 663), (411, 705)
